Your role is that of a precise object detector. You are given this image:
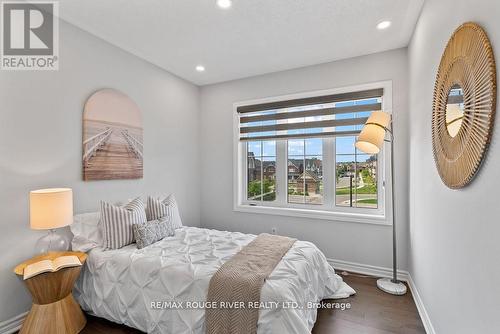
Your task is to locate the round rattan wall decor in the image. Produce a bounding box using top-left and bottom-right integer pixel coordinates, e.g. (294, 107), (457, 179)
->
(432, 22), (497, 189)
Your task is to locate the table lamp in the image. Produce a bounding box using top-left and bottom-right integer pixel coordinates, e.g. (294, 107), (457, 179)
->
(355, 111), (407, 295)
(30, 188), (73, 253)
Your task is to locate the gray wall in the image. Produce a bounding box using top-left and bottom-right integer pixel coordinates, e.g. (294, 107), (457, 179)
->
(408, 0), (500, 332)
(0, 20), (201, 320)
(199, 48), (409, 270)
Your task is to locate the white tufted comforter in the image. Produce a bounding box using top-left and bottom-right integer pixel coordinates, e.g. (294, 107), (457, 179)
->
(74, 227), (354, 333)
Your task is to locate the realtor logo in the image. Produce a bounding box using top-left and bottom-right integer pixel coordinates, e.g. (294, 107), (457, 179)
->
(1, 1), (58, 70)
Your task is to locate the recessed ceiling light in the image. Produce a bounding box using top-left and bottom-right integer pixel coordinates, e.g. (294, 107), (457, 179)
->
(216, 0), (232, 9)
(377, 21), (392, 30)
(196, 65), (205, 72)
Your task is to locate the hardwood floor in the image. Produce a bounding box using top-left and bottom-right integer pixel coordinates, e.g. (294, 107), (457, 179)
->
(74, 271), (425, 334)
(80, 316), (143, 334)
(312, 272), (425, 333)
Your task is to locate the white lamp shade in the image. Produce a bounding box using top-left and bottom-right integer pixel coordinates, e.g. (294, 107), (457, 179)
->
(30, 188), (73, 230)
(355, 111), (391, 154)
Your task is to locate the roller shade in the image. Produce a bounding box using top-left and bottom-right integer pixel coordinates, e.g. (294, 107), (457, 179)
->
(238, 88), (383, 141)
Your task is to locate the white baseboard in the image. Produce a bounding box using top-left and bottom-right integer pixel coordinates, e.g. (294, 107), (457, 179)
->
(406, 275), (436, 334)
(0, 312), (27, 334)
(328, 258), (410, 281)
(328, 258), (435, 334)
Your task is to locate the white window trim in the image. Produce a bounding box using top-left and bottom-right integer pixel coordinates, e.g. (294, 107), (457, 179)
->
(233, 80), (393, 226)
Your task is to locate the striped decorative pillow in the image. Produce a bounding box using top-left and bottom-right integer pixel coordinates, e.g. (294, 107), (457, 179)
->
(146, 195), (183, 229)
(100, 198), (147, 249)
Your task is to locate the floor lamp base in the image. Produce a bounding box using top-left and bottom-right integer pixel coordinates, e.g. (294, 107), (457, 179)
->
(377, 277), (407, 295)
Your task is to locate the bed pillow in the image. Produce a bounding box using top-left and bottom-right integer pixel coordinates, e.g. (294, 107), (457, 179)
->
(100, 197), (147, 249)
(146, 195), (183, 229)
(71, 212), (102, 252)
(133, 217), (175, 249)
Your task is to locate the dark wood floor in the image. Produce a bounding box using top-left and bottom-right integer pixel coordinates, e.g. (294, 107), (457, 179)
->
(78, 271), (425, 334)
(312, 272), (425, 333)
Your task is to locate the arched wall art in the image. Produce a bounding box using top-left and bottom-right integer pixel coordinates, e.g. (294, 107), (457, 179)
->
(432, 22), (497, 189)
(83, 88), (143, 181)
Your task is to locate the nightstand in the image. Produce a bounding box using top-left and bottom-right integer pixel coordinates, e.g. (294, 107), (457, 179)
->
(14, 251), (87, 334)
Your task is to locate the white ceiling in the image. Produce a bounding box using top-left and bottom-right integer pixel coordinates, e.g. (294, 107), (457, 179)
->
(58, 0), (424, 86)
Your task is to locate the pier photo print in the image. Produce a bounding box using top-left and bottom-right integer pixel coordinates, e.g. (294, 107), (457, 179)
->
(82, 88), (143, 180)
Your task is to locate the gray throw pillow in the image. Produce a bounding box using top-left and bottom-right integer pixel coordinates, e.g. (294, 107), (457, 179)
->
(133, 217), (174, 249)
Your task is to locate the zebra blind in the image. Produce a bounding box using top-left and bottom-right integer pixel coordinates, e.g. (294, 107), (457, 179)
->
(237, 88), (384, 141)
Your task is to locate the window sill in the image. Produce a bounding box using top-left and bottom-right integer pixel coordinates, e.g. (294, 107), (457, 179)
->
(234, 204), (390, 226)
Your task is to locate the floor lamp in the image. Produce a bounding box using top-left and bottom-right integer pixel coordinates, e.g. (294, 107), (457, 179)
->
(355, 111), (407, 295)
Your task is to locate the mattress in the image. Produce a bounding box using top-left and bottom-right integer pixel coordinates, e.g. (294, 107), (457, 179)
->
(74, 226), (354, 333)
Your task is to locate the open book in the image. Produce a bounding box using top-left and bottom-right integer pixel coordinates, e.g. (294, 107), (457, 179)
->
(23, 255), (82, 280)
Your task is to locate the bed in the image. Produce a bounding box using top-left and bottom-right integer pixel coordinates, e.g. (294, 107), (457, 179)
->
(74, 226), (355, 334)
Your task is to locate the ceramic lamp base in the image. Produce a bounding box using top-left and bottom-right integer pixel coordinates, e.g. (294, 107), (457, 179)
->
(376, 277), (407, 295)
(35, 229), (69, 254)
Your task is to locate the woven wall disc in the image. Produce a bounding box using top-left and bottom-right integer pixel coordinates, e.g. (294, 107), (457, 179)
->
(432, 22), (496, 189)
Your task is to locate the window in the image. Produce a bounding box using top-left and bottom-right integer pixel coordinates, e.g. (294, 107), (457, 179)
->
(288, 139), (323, 204)
(335, 136), (378, 208)
(247, 141), (276, 201)
(235, 83), (391, 224)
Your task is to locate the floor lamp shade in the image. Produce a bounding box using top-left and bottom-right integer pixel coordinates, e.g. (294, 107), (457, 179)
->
(355, 111), (391, 154)
(30, 188), (73, 230)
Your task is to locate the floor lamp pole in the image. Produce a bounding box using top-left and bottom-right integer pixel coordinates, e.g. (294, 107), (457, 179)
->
(376, 121), (407, 295)
(390, 128), (398, 282)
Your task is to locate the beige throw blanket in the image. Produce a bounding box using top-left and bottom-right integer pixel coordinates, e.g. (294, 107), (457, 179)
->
(205, 233), (297, 334)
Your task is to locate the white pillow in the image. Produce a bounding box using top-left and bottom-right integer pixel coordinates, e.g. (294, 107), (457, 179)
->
(146, 194), (183, 229)
(71, 212), (102, 252)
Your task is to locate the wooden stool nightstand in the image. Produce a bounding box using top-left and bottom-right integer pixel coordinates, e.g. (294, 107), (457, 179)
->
(14, 251), (87, 334)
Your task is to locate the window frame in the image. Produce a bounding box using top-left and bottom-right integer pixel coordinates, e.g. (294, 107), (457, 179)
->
(233, 81), (393, 225)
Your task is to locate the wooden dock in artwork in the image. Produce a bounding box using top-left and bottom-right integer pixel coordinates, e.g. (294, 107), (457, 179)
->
(83, 127), (143, 180)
